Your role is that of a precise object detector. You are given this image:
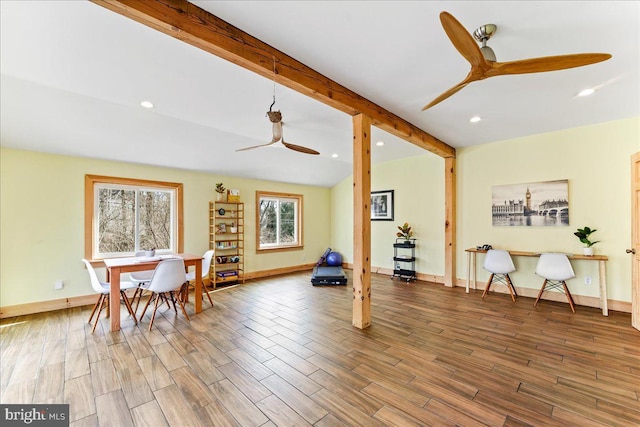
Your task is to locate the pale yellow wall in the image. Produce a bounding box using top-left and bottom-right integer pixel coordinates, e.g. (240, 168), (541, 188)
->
(331, 151), (445, 275)
(0, 148), (331, 307)
(458, 117), (639, 302)
(331, 117), (638, 304)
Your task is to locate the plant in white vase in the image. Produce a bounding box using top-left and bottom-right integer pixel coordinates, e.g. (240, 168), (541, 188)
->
(215, 182), (226, 201)
(574, 226), (599, 256)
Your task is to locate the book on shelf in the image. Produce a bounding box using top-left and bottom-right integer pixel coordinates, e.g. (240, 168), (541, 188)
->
(216, 241), (237, 249)
(216, 270), (238, 277)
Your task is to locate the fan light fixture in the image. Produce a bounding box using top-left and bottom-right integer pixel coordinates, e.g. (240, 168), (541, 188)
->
(470, 116), (482, 123)
(140, 100), (154, 109)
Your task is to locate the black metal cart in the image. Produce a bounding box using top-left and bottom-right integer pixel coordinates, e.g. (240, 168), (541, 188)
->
(392, 238), (417, 282)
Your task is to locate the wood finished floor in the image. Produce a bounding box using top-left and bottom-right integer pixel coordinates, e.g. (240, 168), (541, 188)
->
(2, 271), (639, 426)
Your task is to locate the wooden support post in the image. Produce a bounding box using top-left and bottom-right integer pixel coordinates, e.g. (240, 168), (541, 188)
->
(444, 157), (457, 287)
(353, 114), (371, 329)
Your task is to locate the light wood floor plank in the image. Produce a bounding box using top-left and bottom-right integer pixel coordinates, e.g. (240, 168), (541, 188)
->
(64, 374), (96, 422)
(255, 394), (312, 427)
(217, 362), (272, 403)
(130, 400), (169, 427)
(209, 378), (269, 426)
(154, 383), (204, 427)
(95, 389), (134, 427)
(261, 374), (327, 424)
(137, 355), (174, 391)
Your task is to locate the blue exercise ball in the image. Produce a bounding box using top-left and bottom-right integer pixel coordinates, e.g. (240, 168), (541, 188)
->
(326, 251), (342, 266)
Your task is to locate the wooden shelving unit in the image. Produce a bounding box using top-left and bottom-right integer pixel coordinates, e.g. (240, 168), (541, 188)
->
(209, 201), (244, 289)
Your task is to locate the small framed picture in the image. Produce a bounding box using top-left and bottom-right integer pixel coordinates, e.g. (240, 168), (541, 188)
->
(371, 190), (394, 221)
(217, 223), (226, 233)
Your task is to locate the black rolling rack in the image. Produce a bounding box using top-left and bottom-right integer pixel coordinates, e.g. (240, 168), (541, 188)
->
(392, 238), (417, 282)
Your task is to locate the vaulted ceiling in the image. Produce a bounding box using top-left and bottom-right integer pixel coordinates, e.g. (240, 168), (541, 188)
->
(1, 1), (638, 187)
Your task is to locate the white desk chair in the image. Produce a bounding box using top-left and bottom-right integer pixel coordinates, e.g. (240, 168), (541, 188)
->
(139, 258), (190, 331)
(534, 253), (576, 313)
(482, 249), (518, 302)
(82, 259), (138, 333)
(182, 249), (215, 307)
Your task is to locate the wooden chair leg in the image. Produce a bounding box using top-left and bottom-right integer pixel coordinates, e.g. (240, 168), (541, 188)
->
(172, 291), (190, 321)
(91, 294), (106, 334)
(140, 292), (155, 320)
(534, 280), (547, 307)
(505, 274), (517, 303)
(482, 273), (494, 299)
(120, 291), (138, 324)
(148, 293), (161, 331)
(88, 294), (103, 325)
(561, 281), (576, 313)
(203, 283), (214, 307)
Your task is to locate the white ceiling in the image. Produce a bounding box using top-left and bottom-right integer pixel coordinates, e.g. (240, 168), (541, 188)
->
(1, 1), (638, 187)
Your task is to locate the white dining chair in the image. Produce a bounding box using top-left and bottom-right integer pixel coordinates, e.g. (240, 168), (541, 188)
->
(82, 259), (139, 333)
(130, 251), (156, 312)
(139, 258), (190, 331)
(182, 249), (215, 307)
(482, 249), (518, 302)
(534, 253), (576, 313)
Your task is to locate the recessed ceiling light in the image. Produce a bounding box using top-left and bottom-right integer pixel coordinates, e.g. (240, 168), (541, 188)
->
(140, 100), (154, 109)
(376, 141), (384, 146)
(331, 153), (339, 158)
(470, 116), (481, 123)
(578, 88), (595, 97)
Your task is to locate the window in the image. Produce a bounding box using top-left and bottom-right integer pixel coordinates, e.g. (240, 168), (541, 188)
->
(256, 191), (303, 251)
(85, 175), (183, 259)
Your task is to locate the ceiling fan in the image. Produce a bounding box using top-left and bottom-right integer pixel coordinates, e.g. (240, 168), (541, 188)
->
(236, 59), (319, 155)
(236, 104), (319, 155)
(422, 12), (612, 110)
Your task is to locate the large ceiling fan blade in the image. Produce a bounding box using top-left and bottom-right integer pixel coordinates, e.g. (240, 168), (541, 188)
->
(235, 138), (278, 152)
(422, 75), (476, 110)
(281, 140), (320, 155)
(490, 53), (612, 77)
(440, 11), (486, 67)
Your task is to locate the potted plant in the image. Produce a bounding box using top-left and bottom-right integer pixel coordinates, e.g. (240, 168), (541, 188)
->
(215, 182), (226, 201)
(574, 226), (599, 256)
(396, 222), (414, 243)
(230, 222), (237, 233)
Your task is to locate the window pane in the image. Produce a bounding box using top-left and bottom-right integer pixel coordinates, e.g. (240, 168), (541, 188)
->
(139, 190), (172, 251)
(279, 200), (296, 243)
(98, 188), (135, 253)
(259, 199), (277, 245)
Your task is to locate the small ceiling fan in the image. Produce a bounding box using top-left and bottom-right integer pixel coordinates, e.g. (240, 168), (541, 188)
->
(236, 59), (319, 155)
(422, 12), (612, 110)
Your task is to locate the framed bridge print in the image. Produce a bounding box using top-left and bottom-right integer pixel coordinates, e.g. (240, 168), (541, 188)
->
(492, 179), (569, 227)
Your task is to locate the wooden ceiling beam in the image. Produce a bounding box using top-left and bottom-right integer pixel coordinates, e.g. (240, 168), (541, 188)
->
(91, 0), (455, 158)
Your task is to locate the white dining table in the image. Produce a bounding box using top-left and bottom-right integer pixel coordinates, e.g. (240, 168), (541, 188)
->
(102, 253), (204, 331)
